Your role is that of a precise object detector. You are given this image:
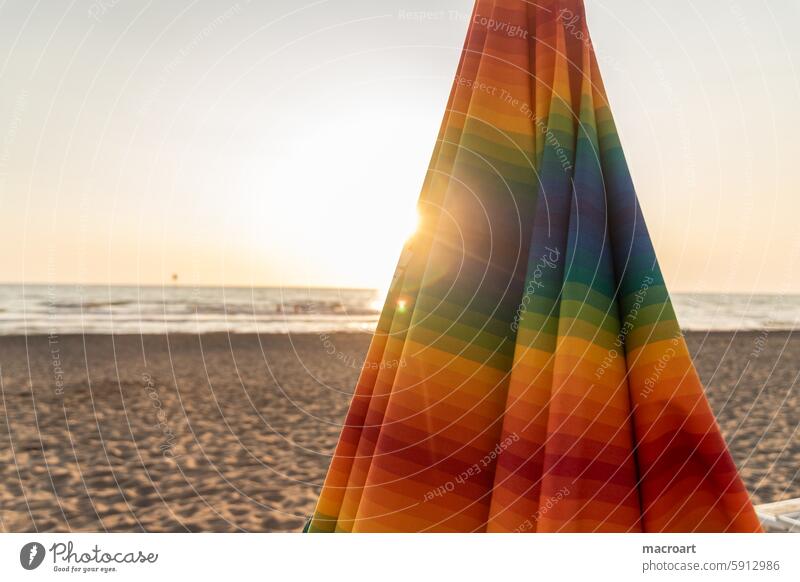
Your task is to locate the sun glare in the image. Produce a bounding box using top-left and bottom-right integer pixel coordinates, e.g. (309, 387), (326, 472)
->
(401, 208), (420, 243)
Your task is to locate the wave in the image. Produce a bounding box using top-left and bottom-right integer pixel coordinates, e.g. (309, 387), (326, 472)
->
(0, 286), (796, 335)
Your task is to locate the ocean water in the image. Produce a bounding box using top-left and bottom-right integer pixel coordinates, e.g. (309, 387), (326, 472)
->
(0, 285), (382, 335)
(0, 285), (796, 335)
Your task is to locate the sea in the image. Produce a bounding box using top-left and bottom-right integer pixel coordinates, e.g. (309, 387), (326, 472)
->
(0, 284), (796, 335)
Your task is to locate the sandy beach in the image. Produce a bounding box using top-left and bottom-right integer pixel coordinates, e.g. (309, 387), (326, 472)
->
(0, 331), (797, 532)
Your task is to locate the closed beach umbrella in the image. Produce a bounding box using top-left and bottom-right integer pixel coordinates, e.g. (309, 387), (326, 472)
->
(308, 0), (761, 532)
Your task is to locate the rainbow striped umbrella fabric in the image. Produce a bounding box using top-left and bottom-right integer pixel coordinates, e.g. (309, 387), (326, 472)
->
(308, 0), (761, 533)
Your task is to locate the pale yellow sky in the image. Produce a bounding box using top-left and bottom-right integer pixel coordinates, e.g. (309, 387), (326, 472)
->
(0, 0), (798, 292)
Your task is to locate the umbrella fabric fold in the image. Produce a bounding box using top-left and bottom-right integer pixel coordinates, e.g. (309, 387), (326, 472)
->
(308, 0), (761, 533)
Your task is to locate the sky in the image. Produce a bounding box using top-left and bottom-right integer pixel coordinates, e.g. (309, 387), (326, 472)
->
(0, 0), (798, 293)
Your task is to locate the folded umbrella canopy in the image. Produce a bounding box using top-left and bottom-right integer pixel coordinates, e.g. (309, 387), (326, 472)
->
(308, 0), (761, 532)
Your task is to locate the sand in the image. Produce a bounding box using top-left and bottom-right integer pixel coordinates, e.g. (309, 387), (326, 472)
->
(0, 331), (797, 532)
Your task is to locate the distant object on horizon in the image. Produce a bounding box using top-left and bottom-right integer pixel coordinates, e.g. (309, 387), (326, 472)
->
(171, 273), (178, 283)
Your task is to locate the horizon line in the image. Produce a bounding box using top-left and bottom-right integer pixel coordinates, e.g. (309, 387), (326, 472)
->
(0, 281), (795, 297)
